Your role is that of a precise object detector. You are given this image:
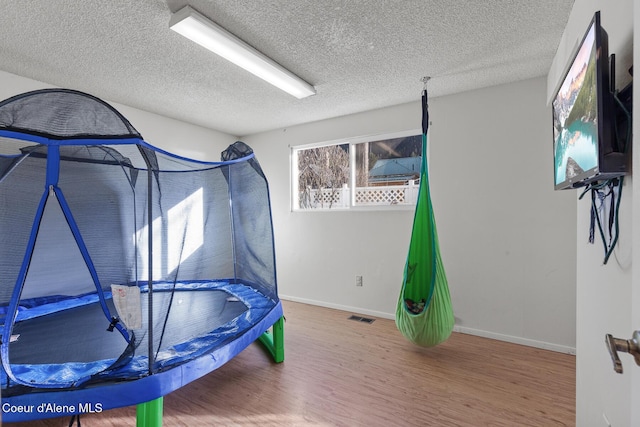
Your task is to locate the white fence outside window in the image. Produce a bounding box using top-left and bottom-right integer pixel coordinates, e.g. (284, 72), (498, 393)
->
(299, 181), (419, 209)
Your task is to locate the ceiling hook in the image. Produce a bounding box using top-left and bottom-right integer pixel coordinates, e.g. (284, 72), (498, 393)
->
(421, 76), (431, 91)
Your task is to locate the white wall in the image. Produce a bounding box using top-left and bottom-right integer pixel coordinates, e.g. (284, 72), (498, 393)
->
(0, 70), (236, 160)
(244, 76), (577, 353)
(548, 1), (635, 426)
(243, 102), (421, 319)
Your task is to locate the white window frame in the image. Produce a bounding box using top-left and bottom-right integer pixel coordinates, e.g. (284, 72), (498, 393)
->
(291, 128), (422, 212)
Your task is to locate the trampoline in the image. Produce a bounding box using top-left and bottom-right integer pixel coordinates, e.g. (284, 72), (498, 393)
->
(0, 89), (284, 425)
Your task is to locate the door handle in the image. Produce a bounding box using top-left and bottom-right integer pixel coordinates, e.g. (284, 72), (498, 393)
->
(605, 330), (640, 374)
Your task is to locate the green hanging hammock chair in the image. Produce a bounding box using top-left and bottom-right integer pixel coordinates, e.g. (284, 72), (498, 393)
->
(396, 81), (454, 347)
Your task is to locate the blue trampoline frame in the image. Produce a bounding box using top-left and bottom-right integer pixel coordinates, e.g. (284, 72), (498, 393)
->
(2, 302), (283, 424)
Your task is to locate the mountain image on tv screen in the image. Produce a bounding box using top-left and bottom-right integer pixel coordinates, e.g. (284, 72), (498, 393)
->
(553, 22), (598, 186)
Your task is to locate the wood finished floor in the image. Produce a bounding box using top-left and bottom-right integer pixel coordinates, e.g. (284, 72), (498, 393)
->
(4, 300), (575, 426)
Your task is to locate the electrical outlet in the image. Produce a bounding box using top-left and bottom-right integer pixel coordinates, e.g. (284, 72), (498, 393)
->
(355, 275), (363, 286)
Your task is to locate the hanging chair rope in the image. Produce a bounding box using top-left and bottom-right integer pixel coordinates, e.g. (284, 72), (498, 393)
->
(395, 77), (454, 347)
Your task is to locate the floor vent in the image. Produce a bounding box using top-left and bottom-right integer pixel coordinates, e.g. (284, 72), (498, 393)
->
(348, 315), (375, 324)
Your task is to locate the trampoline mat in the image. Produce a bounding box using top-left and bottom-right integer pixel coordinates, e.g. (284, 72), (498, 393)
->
(135, 289), (248, 357)
(10, 299), (128, 364)
(9, 288), (248, 366)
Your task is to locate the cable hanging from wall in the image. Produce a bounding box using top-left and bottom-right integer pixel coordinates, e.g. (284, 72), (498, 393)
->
(579, 88), (632, 265)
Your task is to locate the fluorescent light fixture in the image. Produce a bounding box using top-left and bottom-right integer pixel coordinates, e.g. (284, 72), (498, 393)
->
(170, 6), (316, 99)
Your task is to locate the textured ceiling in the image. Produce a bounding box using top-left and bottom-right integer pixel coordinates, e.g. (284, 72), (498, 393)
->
(0, 0), (574, 137)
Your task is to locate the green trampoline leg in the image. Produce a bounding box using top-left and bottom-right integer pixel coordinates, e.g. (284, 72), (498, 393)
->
(136, 397), (163, 427)
(133, 318), (283, 426)
(257, 316), (285, 363)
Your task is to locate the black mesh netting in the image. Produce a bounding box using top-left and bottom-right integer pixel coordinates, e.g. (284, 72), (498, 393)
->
(0, 89), (141, 139)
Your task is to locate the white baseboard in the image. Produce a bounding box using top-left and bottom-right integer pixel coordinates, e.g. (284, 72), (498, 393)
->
(452, 325), (576, 355)
(280, 294), (396, 320)
(279, 294), (576, 355)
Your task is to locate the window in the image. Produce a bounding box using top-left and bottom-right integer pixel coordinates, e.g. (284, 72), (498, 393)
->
(292, 130), (422, 210)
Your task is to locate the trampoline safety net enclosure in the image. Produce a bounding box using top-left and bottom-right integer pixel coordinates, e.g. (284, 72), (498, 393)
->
(0, 89), (283, 422)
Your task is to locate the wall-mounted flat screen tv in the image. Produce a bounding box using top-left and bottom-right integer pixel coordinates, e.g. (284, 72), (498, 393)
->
(552, 11), (627, 190)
